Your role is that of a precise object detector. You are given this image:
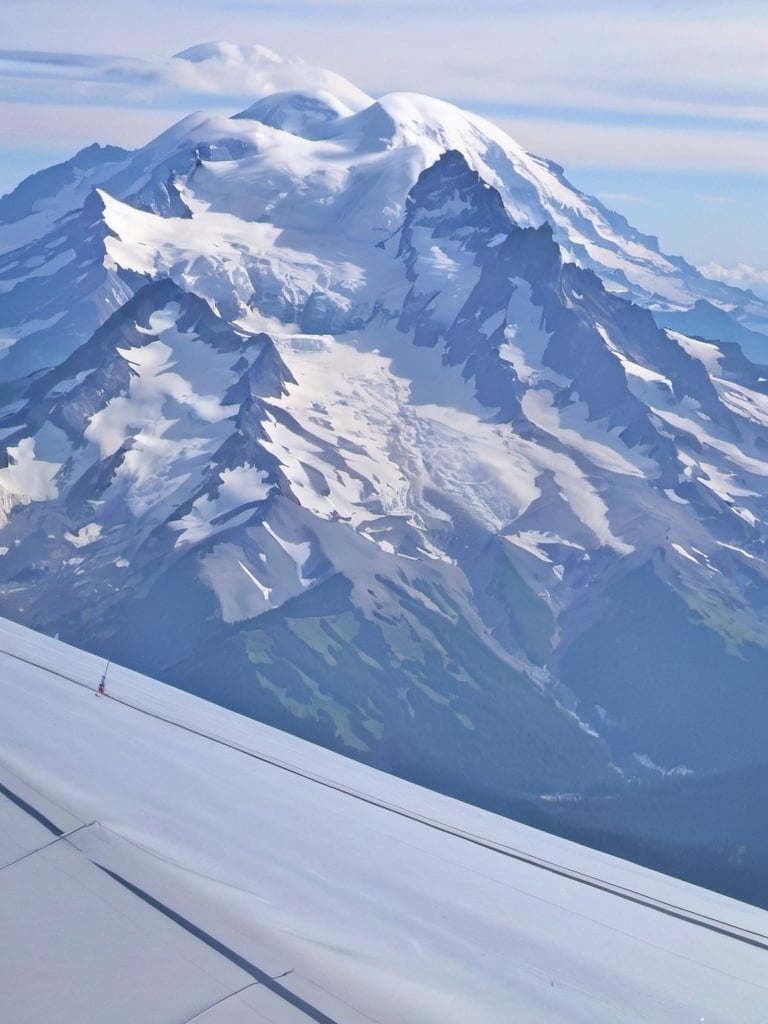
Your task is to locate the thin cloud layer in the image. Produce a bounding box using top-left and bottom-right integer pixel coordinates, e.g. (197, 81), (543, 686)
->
(699, 262), (768, 296)
(0, 43), (370, 109)
(2, 4), (768, 128)
(1, 5), (766, 267)
(1, 32), (767, 169)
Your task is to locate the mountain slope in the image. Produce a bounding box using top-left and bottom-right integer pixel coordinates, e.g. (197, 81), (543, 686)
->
(3, 45), (768, 894)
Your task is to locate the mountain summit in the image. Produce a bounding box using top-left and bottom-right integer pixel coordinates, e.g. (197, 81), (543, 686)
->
(2, 43), (768, 898)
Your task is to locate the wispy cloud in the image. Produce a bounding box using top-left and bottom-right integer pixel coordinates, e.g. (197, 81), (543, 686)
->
(1, 5), (768, 183)
(596, 193), (656, 205)
(4, 5), (768, 126)
(0, 100), (185, 148)
(1, 30), (767, 174)
(698, 262), (768, 293)
(0, 43), (369, 110)
(494, 117), (768, 173)
(1, 3), (765, 268)
(695, 194), (747, 206)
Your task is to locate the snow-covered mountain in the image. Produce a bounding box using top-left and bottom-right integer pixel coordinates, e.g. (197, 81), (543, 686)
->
(3, 43), (768, 891)
(2, 616), (768, 1024)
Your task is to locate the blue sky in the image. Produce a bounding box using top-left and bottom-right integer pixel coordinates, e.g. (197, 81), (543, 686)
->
(1, 0), (767, 292)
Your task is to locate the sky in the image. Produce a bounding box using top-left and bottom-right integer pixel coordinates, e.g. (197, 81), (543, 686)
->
(1, 0), (767, 294)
